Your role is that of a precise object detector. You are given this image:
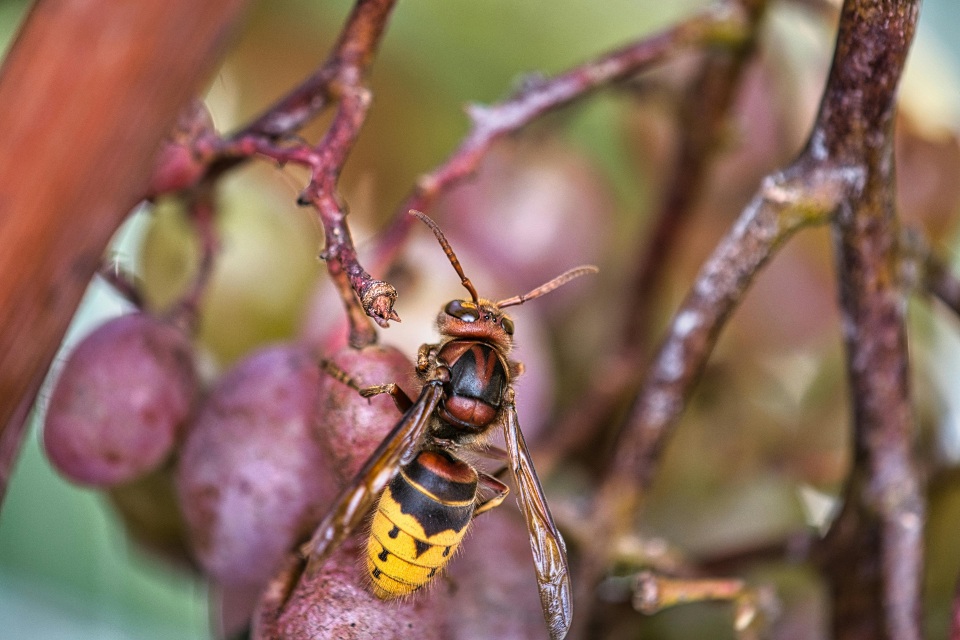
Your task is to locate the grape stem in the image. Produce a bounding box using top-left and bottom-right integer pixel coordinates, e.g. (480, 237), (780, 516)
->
(368, 3), (753, 275)
(148, 0), (749, 345)
(580, 0), (925, 637)
(166, 0), (400, 345)
(167, 187), (220, 334)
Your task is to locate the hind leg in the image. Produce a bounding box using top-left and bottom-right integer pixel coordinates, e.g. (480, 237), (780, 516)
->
(474, 471), (509, 517)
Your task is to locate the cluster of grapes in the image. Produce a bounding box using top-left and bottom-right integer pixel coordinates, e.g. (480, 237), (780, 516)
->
(40, 135), (604, 638)
(42, 294), (428, 632)
(43, 304), (551, 638)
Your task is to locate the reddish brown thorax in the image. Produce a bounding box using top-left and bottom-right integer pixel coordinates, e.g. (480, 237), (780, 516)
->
(435, 340), (508, 432)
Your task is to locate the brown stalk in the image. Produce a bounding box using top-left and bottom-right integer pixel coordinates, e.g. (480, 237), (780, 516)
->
(921, 246), (960, 319)
(241, 0), (398, 344)
(0, 0), (249, 505)
(166, 187), (220, 334)
(160, 0), (400, 344)
(539, 0), (768, 473)
(578, 0), (923, 638)
(152, 1), (744, 346)
(814, 0), (922, 636)
(368, 3), (753, 274)
(96, 262), (144, 309)
(571, 158), (848, 637)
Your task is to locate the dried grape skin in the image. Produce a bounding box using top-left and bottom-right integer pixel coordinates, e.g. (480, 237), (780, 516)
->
(43, 313), (198, 487)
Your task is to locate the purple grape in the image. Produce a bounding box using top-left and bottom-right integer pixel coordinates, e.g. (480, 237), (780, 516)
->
(43, 313), (198, 486)
(176, 343), (336, 587)
(253, 535), (450, 640)
(316, 344), (419, 483)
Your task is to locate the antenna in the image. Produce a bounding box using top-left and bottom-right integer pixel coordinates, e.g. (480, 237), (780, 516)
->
(410, 210), (480, 304)
(496, 265), (599, 309)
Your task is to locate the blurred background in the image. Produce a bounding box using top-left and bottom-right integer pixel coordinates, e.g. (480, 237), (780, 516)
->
(2, 0), (960, 637)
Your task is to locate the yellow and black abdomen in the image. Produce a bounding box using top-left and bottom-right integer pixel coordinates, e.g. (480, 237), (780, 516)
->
(367, 449), (478, 598)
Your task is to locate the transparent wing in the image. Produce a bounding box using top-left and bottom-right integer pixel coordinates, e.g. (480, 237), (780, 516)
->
(301, 381), (443, 576)
(504, 396), (573, 640)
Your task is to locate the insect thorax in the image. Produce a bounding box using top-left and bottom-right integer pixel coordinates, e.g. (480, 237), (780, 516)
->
(433, 340), (508, 438)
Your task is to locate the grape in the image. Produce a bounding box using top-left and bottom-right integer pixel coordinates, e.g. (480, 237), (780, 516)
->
(176, 343), (335, 587)
(43, 313), (198, 486)
(316, 344), (419, 483)
(253, 536), (450, 640)
(253, 344), (545, 639)
(443, 507), (547, 639)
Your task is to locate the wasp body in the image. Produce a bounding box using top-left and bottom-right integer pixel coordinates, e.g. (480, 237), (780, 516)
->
(367, 448), (477, 597)
(302, 211), (597, 640)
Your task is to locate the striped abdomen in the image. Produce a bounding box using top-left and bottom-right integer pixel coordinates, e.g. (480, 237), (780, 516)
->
(367, 449), (477, 598)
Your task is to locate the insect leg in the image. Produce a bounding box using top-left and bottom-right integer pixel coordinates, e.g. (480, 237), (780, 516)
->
(474, 471), (509, 517)
(320, 358), (414, 412)
(320, 358), (364, 390)
(359, 383), (414, 412)
(416, 343), (438, 376)
(299, 380), (445, 578)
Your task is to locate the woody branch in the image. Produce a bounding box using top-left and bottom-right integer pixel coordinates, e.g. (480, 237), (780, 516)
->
(153, 0), (399, 345)
(368, 3), (753, 273)
(813, 0), (921, 637)
(586, 0), (922, 638)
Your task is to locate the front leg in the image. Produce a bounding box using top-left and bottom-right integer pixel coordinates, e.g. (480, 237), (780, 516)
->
(320, 359), (414, 413)
(417, 343), (440, 377)
(359, 383), (414, 413)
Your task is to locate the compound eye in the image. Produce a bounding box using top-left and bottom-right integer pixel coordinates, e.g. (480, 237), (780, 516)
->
(501, 316), (515, 335)
(445, 300), (479, 322)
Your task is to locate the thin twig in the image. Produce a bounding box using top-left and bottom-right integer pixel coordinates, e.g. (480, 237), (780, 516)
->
(155, 2), (744, 343)
(538, 0), (767, 473)
(921, 248), (960, 319)
(211, 0), (398, 156)
(598, 156), (847, 522)
(214, 85), (392, 345)
(152, 0), (399, 343)
(368, 3), (754, 274)
(96, 261), (144, 308)
(166, 187), (219, 334)
(899, 226), (960, 316)
(245, 1), (396, 342)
